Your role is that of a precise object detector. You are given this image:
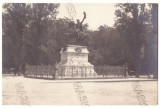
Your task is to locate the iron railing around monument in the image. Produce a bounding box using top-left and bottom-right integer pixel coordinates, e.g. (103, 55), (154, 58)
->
(95, 66), (127, 77)
(56, 66), (127, 79)
(25, 64), (128, 79)
(25, 65), (56, 79)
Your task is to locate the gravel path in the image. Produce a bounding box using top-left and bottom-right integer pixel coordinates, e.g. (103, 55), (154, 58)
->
(2, 75), (158, 105)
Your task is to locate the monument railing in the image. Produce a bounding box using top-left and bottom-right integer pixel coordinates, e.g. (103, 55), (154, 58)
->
(25, 65), (56, 79)
(24, 64), (127, 79)
(56, 65), (127, 79)
(95, 66), (127, 76)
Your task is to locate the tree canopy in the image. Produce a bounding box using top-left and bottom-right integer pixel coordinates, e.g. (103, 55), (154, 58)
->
(2, 3), (158, 78)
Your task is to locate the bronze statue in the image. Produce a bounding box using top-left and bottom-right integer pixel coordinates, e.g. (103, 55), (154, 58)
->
(68, 12), (86, 33)
(66, 12), (89, 46)
(76, 12), (86, 32)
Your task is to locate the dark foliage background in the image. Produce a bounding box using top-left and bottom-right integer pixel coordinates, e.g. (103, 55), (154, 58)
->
(2, 3), (158, 78)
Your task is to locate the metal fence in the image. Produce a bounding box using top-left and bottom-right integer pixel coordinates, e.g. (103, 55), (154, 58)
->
(95, 66), (127, 77)
(25, 64), (127, 79)
(25, 65), (56, 79)
(57, 66), (96, 79)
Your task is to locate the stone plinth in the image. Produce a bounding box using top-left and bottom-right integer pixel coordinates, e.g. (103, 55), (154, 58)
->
(57, 45), (96, 78)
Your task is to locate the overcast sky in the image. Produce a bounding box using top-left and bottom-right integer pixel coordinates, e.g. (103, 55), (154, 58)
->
(57, 3), (117, 30)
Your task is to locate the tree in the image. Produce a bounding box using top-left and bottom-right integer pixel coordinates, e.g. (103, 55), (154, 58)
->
(24, 3), (60, 65)
(114, 3), (151, 77)
(2, 3), (60, 74)
(150, 4), (158, 78)
(2, 3), (31, 74)
(89, 25), (128, 66)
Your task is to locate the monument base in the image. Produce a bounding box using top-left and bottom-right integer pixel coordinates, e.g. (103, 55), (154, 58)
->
(57, 45), (96, 78)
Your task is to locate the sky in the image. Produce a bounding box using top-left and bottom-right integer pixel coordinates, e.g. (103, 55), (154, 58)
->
(57, 3), (117, 30)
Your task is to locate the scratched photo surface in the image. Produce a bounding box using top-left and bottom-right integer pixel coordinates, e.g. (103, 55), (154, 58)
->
(2, 3), (158, 105)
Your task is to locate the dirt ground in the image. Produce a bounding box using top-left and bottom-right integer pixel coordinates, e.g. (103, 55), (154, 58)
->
(2, 75), (158, 105)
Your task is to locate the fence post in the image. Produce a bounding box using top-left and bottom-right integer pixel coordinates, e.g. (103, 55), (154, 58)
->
(47, 66), (49, 78)
(90, 67), (91, 77)
(61, 67), (62, 79)
(85, 67), (86, 78)
(105, 67), (107, 78)
(72, 67), (73, 78)
(81, 67), (83, 78)
(94, 69), (95, 78)
(31, 66), (33, 77)
(51, 66), (53, 79)
(103, 67), (104, 78)
(42, 66), (43, 78)
(124, 62), (128, 78)
(36, 66), (37, 77)
(53, 65), (56, 80)
(29, 66), (33, 77)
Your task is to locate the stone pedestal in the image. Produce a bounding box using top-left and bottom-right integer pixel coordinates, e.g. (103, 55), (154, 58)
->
(57, 45), (96, 78)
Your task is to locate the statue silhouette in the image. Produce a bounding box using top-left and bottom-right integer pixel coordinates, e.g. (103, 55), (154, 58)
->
(66, 12), (88, 46)
(76, 12), (86, 32)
